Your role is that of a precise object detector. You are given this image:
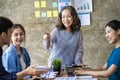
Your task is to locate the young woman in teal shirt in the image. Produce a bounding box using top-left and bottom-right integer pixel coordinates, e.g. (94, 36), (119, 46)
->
(74, 20), (120, 80)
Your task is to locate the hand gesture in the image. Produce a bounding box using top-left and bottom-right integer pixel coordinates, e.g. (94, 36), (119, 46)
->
(43, 32), (50, 40)
(73, 68), (86, 75)
(25, 65), (47, 76)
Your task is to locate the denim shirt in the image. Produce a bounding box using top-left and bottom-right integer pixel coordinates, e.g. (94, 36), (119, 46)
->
(2, 43), (31, 73)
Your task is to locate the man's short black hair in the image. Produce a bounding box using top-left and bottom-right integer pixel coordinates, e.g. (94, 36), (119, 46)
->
(0, 16), (13, 34)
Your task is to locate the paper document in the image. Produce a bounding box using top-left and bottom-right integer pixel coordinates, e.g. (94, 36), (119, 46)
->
(35, 66), (50, 70)
(55, 77), (75, 80)
(75, 75), (92, 78)
(40, 72), (58, 78)
(55, 76), (97, 80)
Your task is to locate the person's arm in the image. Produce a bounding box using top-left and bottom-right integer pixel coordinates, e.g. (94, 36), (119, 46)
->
(43, 28), (57, 50)
(2, 51), (17, 73)
(89, 63), (107, 71)
(43, 32), (50, 49)
(16, 65), (47, 80)
(0, 71), (17, 80)
(74, 64), (117, 78)
(75, 30), (84, 64)
(16, 69), (28, 80)
(0, 65), (47, 80)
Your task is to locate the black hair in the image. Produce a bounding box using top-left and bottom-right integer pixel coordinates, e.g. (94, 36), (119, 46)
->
(105, 20), (120, 31)
(0, 16), (13, 34)
(56, 6), (81, 33)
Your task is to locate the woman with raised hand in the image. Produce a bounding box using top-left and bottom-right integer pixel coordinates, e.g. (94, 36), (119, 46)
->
(43, 6), (84, 68)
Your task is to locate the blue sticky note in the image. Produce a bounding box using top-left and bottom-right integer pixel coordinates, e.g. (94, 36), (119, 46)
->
(52, 2), (58, 8)
(41, 12), (46, 17)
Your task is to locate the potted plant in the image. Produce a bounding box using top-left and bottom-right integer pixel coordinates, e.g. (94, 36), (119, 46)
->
(52, 59), (62, 75)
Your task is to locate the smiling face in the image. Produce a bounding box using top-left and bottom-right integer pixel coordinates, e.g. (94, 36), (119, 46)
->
(61, 9), (73, 30)
(105, 26), (120, 45)
(11, 27), (25, 47)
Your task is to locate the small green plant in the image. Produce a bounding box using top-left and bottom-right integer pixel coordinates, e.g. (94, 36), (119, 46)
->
(52, 59), (62, 70)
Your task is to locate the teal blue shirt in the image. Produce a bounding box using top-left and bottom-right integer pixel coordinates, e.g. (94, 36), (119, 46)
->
(107, 47), (120, 80)
(43, 28), (84, 67)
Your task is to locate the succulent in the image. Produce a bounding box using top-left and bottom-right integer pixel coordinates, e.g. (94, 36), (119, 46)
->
(52, 59), (62, 70)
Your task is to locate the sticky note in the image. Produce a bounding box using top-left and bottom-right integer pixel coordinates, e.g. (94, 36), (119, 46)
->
(41, 1), (46, 8)
(52, 2), (58, 8)
(47, 11), (52, 17)
(35, 11), (40, 18)
(34, 1), (40, 8)
(41, 12), (46, 17)
(53, 10), (58, 17)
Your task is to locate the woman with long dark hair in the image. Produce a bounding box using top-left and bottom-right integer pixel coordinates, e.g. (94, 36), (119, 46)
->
(43, 6), (84, 67)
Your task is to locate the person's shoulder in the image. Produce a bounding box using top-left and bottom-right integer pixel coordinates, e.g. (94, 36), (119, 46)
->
(5, 44), (15, 51)
(74, 30), (82, 34)
(77, 30), (83, 35)
(116, 47), (120, 52)
(51, 28), (59, 34)
(3, 44), (16, 55)
(3, 48), (14, 57)
(52, 28), (58, 32)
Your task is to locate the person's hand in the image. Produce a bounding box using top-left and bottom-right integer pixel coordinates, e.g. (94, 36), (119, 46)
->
(16, 65), (47, 80)
(77, 63), (91, 69)
(77, 63), (88, 67)
(25, 65), (47, 76)
(73, 68), (86, 75)
(43, 32), (50, 40)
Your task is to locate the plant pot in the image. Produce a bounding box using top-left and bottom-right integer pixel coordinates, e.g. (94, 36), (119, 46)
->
(53, 66), (61, 75)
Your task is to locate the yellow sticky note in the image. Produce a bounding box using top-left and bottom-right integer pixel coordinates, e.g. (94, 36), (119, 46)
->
(41, 1), (46, 8)
(47, 11), (52, 17)
(35, 11), (40, 18)
(34, 1), (40, 8)
(53, 10), (58, 17)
